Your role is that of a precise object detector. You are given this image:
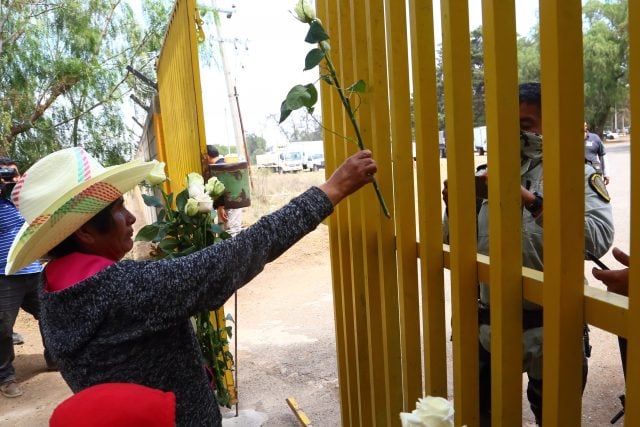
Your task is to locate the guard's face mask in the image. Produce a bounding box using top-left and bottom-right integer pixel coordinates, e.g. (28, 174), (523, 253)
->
(520, 130), (543, 161)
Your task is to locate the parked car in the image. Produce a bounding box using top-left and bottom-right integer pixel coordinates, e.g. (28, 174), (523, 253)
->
(304, 152), (325, 171)
(603, 130), (619, 140)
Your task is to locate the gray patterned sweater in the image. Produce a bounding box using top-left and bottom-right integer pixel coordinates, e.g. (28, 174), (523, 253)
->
(40, 187), (333, 426)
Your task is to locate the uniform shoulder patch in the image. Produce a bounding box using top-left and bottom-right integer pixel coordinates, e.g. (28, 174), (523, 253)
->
(588, 173), (611, 203)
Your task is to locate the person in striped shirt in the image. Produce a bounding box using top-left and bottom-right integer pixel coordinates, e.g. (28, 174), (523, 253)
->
(0, 158), (55, 398)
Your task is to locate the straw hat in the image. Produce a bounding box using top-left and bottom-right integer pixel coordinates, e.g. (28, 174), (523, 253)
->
(5, 147), (157, 275)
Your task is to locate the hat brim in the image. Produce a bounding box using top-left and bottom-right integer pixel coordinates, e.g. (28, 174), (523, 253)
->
(5, 160), (156, 275)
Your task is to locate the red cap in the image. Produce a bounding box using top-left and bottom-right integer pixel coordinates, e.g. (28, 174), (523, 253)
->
(50, 383), (175, 427)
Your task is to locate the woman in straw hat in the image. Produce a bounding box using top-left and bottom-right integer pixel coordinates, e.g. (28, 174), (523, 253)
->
(6, 146), (377, 426)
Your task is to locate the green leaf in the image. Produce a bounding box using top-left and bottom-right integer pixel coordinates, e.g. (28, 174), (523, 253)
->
(176, 189), (189, 212)
(135, 224), (160, 242)
(346, 79), (367, 93)
(142, 194), (164, 208)
(158, 238), (180, 252)
(225, 326), (233, 338)
(304, 48), (324, 71)
(279, 100), (293, 123)
(305, 21), (330, 44)
(284, 84), (318, 111)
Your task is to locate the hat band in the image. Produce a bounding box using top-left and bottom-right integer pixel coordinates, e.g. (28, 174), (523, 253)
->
(19, 181), (122, 243)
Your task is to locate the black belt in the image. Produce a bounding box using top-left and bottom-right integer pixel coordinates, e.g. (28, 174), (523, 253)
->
(478, 304), (543, 330)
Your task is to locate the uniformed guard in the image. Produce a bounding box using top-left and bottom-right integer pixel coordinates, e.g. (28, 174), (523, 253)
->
(441, 82), (614, 426)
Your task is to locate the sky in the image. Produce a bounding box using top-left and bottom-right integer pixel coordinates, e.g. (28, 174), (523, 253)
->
(182, 0), (540, 151)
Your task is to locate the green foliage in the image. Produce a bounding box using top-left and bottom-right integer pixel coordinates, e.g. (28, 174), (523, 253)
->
(245, 133), (267, 164)
(516, 23), (541, 83)
(428, 2), (629, 135)
(469, 27), (486, 127)
(583, 0), (628, 133)
(0, 0), (172, 168)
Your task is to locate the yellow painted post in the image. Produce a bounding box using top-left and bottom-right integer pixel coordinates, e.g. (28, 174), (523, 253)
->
(156, 0), (207, 195)
(317, 3), (353, 426)
(349, 0), (390, 424)
(539, 1), (585, 425)
(364, 0), (403, 423)
(408, 0), (448, 398)
(481, 1), (523, 425)
(335, 1), (374, 424)
(383, 0), (422, 409)
(318, 1), (361, 425)
(156, 0), (236, 406)
(626, 0), (639, 424)
(440, 1), (480, 425)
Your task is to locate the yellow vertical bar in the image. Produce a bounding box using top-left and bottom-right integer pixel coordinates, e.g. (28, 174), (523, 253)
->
(336, 1), (371, 424)
(409, 0), (448, 397)
(350, 0), (389, 424)
(156, 0), (207, 195)
(383, 0), (422, 408)
(539, 1), (584, 425)
(626, 0), (639, 424)
(364, 0), (403, 422)
(440, 1), (480, 425)
(481, 1), (523, 425)
(318, 2), (358, 425)
(317, 2), (351, 426)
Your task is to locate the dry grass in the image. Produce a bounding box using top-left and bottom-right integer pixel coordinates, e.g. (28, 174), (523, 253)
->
(243, 168), (326, 224)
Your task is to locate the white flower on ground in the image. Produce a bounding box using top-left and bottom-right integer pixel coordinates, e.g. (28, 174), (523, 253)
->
(400, 396), (454, 427)
(185, 198), (199, 216)
(146, 161), (167, 185)
(293, 0), (316, 23)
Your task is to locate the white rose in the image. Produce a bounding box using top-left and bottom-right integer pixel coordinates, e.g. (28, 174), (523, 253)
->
(188, 182), (206, 198)
(414, 396), (454, 427)
(195, 193), (213, 213)
(293, 0), (316, 23)
(185, 198), (199, 216)
(186, 172), (204, 186)
(205, 176), (225, 199)
(400, 412), (428, 427)
(146, 161), (167, 185)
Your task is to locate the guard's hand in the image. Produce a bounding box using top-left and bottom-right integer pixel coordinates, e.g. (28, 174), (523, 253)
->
(592, 247), (629, 296)
(603, 175), (610, 186)
(319, 150), (377, 206)
(442, 179), (449, 208)
(217, 206), (228, 223)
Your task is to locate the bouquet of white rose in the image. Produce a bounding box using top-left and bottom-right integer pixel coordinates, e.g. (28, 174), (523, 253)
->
(137, 163), (236, 407)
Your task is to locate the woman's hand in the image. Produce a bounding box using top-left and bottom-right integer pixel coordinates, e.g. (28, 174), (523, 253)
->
(319, 150), (377, 206)
(592, 247), (630, 296)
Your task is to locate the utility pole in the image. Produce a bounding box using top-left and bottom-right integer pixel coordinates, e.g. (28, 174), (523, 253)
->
(210, 0), (244, 159)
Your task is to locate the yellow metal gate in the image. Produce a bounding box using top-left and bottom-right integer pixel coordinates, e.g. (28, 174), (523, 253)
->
(319, 0), (639, 426)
